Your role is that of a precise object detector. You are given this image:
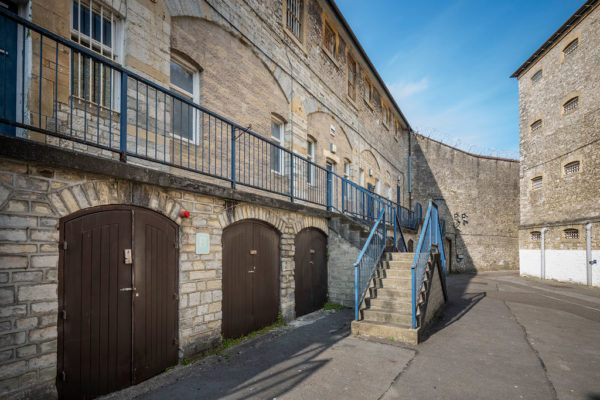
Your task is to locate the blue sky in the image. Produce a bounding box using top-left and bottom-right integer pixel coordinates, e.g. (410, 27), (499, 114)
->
(335, 0), (584, 159)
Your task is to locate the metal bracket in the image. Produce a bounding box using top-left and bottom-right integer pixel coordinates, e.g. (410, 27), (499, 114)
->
(124, 249), (132, 264)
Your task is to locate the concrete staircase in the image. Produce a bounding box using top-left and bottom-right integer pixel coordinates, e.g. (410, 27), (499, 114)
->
(328, 215), (371, 250)
(351, 251), (420, 344)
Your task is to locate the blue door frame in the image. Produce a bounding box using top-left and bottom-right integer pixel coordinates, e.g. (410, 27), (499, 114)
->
(0, 2), (18, 136)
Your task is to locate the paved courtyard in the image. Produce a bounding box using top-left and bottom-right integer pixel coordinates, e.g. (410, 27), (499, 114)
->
(104, 272), (600, 400)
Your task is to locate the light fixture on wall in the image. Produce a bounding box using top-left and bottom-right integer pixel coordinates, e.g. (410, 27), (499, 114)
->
(368, 169), (373, 177)
(330, 124), (336, 136)
(330, 143), (337, 153)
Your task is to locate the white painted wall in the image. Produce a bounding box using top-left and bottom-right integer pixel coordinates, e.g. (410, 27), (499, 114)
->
(520, 249), (600, 286)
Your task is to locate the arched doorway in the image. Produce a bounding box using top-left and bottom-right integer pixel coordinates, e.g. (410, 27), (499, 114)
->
(58, 206), (179, 399)
(294, 228), (328, 317)
(222, 220), (280, 339)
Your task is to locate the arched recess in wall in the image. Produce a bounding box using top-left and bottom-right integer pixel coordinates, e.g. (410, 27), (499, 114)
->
(170, 16), (290, 140)
(359, 149), (381, 189)
(306, 111), (353, 170)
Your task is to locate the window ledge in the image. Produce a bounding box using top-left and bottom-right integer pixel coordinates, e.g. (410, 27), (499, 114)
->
(346, 94), (358, 110)
(321, 46), (340, 68)
(283, 28), (308, 56)
(363, 98), (374, 111)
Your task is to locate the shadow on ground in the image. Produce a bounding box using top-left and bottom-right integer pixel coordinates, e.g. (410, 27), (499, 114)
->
(138, 310), (353, 400)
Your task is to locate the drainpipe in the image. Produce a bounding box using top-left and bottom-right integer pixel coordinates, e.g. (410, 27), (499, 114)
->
(541, 227), (548, 280)
(408, 130), (412, 209)
(586, 223), (593, 286)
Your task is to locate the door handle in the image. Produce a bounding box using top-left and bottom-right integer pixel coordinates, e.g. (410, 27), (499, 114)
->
(120, 287), (138, 296)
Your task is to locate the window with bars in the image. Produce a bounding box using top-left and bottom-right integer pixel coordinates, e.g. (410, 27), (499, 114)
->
(564, 229), (579, 239)
(564, 161), (580, 175)
(364, 75), (372, 104)
(347, 55), (357, 101)
(531, 231), (541, 241)
(71, 1), (120, 109)
(323, 20), (336, 58)
(285, 0), (303, 42)
(530, 119), (542, 132)
(532, 176), (542, 190)
(531, 69), (542, 84)
(563, 38), (578, 57)
(563, 96), (579, 113)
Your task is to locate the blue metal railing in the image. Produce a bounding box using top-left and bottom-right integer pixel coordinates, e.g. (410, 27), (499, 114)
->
(410, 200), (446, 328)
(353, 209), (386, 320)
(0, 9), (420, 230)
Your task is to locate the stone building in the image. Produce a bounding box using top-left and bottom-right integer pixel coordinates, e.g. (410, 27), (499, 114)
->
(0, 0), (519, 398)
(512, 0), (600, 286)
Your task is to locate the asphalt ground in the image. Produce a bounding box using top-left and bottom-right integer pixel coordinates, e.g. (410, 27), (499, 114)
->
(103, 272), (600, 400)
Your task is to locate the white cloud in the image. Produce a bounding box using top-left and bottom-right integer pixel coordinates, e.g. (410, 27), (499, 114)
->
(389, 77), (429, 100)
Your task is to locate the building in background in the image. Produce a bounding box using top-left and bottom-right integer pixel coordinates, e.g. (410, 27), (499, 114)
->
(512, 0), (600, 285)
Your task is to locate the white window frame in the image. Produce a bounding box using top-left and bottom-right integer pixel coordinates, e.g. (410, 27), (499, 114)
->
(271, 118), (285, 174)
(343, 160), (351, 179)
(170, 55), (200, 143)
(70, 0), (123, 110)
(306, 139), (315, 184)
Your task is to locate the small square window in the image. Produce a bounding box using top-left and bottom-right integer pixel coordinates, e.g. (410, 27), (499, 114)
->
(531, 231), (541, 241)
(530, 119), (542, 132)
(563, 96), (579, 113)
(285, 0), (303, 42)
(564, 161), (580, 175)
(564, 229), (579, 239)
(531, 176), (542, 190)
(531, 69), (542, 84)
(563, 38), (578, 57)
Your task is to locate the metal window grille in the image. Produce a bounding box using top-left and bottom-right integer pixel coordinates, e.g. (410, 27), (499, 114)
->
(564, 161), (580, 175)
(530, 119), (542, 132)
(531, 231), (541, 241)
(563, 38), (578, 57)
(531, 69), (542, 83)
(347, 57), (357, 100)
(563, 97), (579, 113)
(71, 0), (118, 109)
(286, 0), (303, 41)
(532, 176), (542, 190)
(564, 229), (579, 239)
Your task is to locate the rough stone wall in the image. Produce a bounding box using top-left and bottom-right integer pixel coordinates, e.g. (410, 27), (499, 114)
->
(0, 156), (328, 398)
(411, 135), (520, 273)
(516, 4), (599, 284)
(327, 230), (360, 307)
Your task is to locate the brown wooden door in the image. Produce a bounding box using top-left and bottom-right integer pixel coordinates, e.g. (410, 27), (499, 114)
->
(222, 220), (280, 339)
(58, 206), (178, 399)
(294, 228), (328, 317)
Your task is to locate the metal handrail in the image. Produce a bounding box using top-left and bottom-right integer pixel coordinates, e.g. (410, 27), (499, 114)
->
(410, 200), (446, 328)
(353, 209), (386, 320)
(0, 8), (419, 229)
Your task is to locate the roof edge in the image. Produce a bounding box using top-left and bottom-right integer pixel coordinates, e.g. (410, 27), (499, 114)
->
(510, 0), (599, 79)
(325, 0), (412, 131)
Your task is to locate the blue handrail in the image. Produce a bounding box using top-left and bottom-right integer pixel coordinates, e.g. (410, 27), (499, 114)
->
(410, 200), (446, 328)
(0, 8), (420, 234)
(353, 209), (386, 320)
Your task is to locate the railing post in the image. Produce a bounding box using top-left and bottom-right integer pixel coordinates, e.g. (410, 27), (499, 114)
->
(354, 264), (359, 320)
(290, 153), (294, 202)
(230, 125), (236, 189)
(119, 71), (128, 160)
(411, 265), (416, 328)
(341, 180), (346, 213)
(326, 167), (332, 211)
(393, 208), (397, 252)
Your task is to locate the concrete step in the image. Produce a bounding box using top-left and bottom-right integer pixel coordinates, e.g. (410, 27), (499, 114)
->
(373, 277), (411, 290)
(376, 267), (411, 279)
(382, 259), (413, 270)
(374, 287), (412, 300)
(384, 252), (415, 262)
(351, 320), (419, 344)
(369, 298), (412, 313)
(363, 308), (412, 325)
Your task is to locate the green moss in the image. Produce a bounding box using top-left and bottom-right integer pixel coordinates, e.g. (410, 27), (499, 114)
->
(322, 302), (347, 310)
(182, 313), (286, 366)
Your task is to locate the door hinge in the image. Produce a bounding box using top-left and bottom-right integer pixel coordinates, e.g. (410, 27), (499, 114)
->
(173, 292), (179, 301)
(62, 241), (68, 250)
(59, 309), (67, 320)
(60, 370), (66, 381)
(174, 241), (179, 249)
(172, 338), (179, 346)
